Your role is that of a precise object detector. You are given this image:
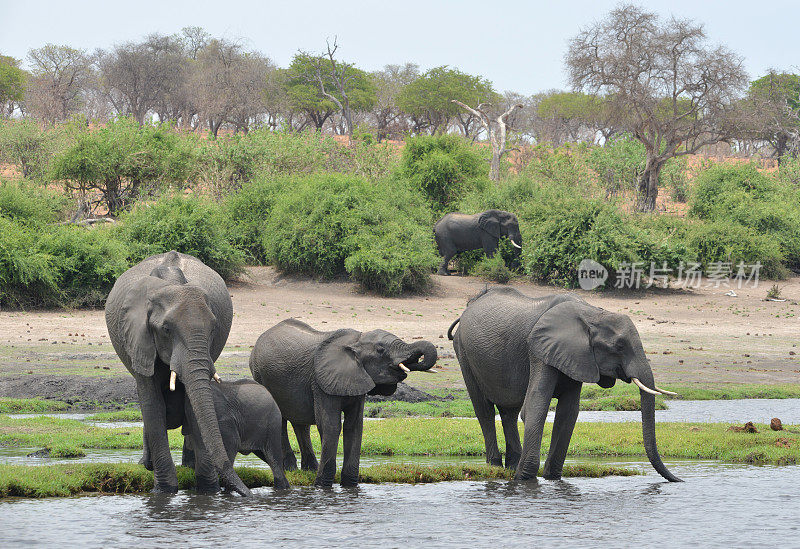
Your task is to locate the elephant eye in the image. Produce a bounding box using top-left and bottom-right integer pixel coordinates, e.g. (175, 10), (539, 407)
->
(375, 344), (386, 355)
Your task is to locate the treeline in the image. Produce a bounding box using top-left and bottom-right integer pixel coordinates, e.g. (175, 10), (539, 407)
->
(2, 126), (800, 307)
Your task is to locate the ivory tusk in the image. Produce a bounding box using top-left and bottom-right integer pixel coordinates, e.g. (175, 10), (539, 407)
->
(632, 377), (660, 396)
(510, 239), (522, 249)
(655, 385), (678, 396)
(169, 371), (177, 392)
(213, 373), (221, 383)
(398, 364), (411, 373)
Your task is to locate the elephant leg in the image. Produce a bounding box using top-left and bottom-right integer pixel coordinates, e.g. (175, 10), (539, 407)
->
(437, 250), (454, 275)
(340, 398), (365, 487)
(281, 418), (298, 471)
(314, 401), (342, 487)
(542, 379), (582, 480)
(255, 419), (290, 490)
(139, 431), (153, 471)
(481, 234), (499, 258)
(515, 360), (560, 481)
(461, 362), (502, 466)
(181, 435), (196, 468)
(135, 375), (177, 493)
(192, 438), (221, 494)
(293, 423), (319, 471)
(497, 406), (522, 470)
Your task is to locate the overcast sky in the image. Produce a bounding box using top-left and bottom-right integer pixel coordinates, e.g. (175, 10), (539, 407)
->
(2, 0), (798, 94)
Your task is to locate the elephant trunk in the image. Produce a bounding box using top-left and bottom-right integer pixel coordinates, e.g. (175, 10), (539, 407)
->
(182, 346), (251, 496)
(391, 340), (437, 371)
(636, 368), (682, 482)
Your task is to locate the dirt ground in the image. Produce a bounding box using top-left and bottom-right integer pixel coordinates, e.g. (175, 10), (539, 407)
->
(1, 267), (798, 403)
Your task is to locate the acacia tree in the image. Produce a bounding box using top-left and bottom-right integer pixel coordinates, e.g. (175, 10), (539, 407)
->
(0, 55), (26, 117)
(397, 66), (497, 136)
(25, 44), (92, 125)
(566, 4), (746, 211)
(742, 71), (800, 163)
(371, 63), (419, 141)
(452, 100), (522, 181)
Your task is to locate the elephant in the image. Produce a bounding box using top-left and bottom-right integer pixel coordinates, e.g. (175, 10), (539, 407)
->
(249, 318), (438, 487)
(182, 379), (290, 492)
(447, 287), (681, 482)
(434, 209), (523, 275)
(105, 250), (251, 496)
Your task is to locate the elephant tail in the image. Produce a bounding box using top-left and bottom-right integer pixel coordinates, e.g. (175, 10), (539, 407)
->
(447, 317), (461, 340)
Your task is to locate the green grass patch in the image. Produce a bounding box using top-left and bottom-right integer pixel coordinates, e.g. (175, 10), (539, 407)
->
(86, 409), (143, 422)
(0, 463), (640, 498)
(0, 398), (70, 413)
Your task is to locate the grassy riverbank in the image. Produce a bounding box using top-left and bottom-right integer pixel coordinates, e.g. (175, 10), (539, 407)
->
(0, 462), (641, 498)
(2, 415), (797, 466)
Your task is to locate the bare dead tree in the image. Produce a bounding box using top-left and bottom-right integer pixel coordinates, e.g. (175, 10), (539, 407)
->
(566, 4), (747, 211)
(25, 44), (92, 125)
(308, 38), (362, 140)
(452, 100), (523, 181)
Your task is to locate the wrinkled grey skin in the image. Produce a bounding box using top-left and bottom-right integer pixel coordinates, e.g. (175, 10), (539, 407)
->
(182, 379), (290, 491)
(105, 251), (251, 496)
(448, 287), (681, 482)
(434, 209), (522, 275)
(249, 318), (437, 487)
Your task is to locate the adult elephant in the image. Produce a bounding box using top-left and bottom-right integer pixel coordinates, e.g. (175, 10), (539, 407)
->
(448, 287), (681, 482)
(249, 319), (437, 487)
(182, 379), (290, 492)
(105, 251), (251, 496)
(434, 209), (522, 275)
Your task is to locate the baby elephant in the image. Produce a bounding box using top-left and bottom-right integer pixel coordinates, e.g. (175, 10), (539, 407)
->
(182, 379), (290, 492)
(250, 319), (437, 487)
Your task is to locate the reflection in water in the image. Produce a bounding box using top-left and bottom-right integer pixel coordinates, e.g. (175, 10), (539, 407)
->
(1, 463), (798, 547)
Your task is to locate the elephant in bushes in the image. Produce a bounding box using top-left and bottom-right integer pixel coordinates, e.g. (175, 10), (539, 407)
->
(434, 209), (522, 275)
(105, 251), (251, 496)
(249, 319), (438, 487)
(448, 287), (681, 482)
(182, 379), (290, 491)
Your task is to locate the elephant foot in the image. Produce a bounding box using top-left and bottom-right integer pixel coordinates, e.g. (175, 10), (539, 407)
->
(513, 471), (539, 482)
(151, 483), (179, 494)
(340, 478), (359, 488)
(301, 458), (319, 471)
(542, 467), (562, 481)
(487, 457), (503, 467)
(437, 269), (451, 276)
(273, 477), (291, 490)
(196, 480), (221, 495)
(505, 455), (521, 471)
(283, 454), (298, 471)
(314, 478), (334, 488)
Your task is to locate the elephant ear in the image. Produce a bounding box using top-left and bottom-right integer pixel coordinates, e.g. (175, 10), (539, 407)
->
(119, 277), (159, 377)
(314, 330), (376, 397)
(478, 212), (501, 239)
(529, 300), (600, 384)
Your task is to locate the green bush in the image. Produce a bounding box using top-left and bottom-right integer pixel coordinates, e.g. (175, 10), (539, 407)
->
(0, 215), (59, 307)
(689, 163), (800, 268)
(0, 180), (69, 225)
(117, 194), (244, 280)
(399, 134), (487, 210)
(223, 176), (291, 264)
(264, 174), (437, 295)
(0, 119), (54, 180)
(39, 226), (131, 307)
(470, 253), (512, 284)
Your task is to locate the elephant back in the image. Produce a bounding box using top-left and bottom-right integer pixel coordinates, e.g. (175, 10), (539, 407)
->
(249, 319), (327, 425)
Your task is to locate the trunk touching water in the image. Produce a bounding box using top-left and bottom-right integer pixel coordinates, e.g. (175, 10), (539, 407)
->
(183, 349), (252, 496)
(637, 369), (682, 482)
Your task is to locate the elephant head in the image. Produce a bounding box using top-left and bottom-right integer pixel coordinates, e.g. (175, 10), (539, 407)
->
(479, 209), (523, 250)
(120, 275), (250, 495)
(314, 329), (438, 397)
(530, 299), (681, 482)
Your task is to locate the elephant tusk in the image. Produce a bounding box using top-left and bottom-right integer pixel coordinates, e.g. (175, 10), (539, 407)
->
(213, 373), (221, 383)
(510, 239), (522, 249)
(632, 378), (660, 396)
(398, 363), (411, 373)
(169, 371), (177, 392)
(655, 385), (678, 396)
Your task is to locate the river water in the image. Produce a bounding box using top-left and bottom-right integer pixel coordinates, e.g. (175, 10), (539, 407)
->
(0, 460), (797, 548)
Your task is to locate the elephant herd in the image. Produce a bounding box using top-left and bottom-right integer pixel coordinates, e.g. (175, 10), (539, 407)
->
(105, 213), (681, 496)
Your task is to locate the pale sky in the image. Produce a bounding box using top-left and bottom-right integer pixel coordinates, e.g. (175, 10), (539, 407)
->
(2, 0), (798, 94)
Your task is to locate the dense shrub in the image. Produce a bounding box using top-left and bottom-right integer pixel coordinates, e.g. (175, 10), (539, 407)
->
(117, 195), (244, 280)
(263, 174), (437, 295)
(689, 163), (800, 268)
(51, 118), (198, 215)
(0, 180), (69, 225)
(223, 176), (291, 264)
(0, 215), (59, 307)
(399, 134), (487, 210)
(0, 119), (55, 180)
(470, 253), (512, 284)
